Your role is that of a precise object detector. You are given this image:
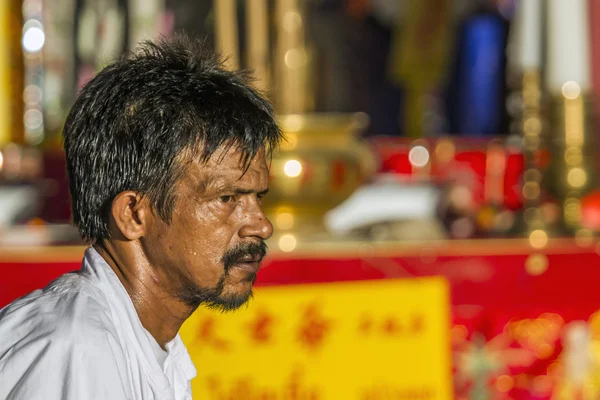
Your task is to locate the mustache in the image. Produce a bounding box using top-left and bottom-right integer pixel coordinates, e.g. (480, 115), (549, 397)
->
(222, 241), (268, 271)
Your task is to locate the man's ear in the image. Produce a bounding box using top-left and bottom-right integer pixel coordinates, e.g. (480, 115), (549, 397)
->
(110, 191), (149, 240)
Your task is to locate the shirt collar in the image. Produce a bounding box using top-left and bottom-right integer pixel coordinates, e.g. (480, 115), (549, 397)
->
(82, 247), (197, 387)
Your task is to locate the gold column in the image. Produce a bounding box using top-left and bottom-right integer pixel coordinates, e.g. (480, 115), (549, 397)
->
(0, 0), (24, 146)
(561, 83), (586, 233)
(544, 82), (596, 236)
(0, 0), (10, 146)
(521, 70), (545, 239)
(275, 0), (308, 114)
(213, 0), (376, 239)
(245, 0), (270, 91)
(214, 0), (239, 70)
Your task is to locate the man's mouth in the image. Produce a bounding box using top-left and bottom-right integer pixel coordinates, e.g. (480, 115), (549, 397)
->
(237, 254), (262, 263)
(223, 241), (268, 273)
(231, 254), (263, 273)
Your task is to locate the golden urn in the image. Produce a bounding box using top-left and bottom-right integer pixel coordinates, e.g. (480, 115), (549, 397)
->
(262, 112), (378, 231)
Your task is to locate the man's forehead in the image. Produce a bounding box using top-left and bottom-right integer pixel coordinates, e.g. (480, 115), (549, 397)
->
(203, 150), (267, 173)
(203, 145), (267, 167)
(188, 152), (268, 191)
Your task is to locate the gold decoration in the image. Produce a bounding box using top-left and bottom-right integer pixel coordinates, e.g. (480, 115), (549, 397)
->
(544, 86), (597, 233)
(528, 229), (549, 250)
(214, 0), (239, 70)
(275, 0), (310, 114)
(262, 113), (376, 229)
(0, 0), (24, 145)
(213, 2), (377, 232)
(245, 0), (270, 91)
(525, 253), (549, 275)
(520, 69), (545, 236)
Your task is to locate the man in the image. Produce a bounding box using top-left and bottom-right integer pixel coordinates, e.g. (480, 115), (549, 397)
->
(0, 35), (283, 399)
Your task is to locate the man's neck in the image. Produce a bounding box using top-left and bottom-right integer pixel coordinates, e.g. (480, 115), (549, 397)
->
(93, 242), (194, 349)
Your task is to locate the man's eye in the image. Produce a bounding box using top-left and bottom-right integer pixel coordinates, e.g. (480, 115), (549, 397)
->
(219, 195), (236, 203)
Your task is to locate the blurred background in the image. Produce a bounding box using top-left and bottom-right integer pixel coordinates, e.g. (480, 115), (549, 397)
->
(4, 0), (600, 398)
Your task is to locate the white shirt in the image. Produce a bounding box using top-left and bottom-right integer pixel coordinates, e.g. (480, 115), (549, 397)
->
(0, 247), (197, 400)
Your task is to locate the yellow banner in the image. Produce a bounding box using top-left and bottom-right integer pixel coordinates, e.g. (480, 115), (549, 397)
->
(180, 277), (452, 399)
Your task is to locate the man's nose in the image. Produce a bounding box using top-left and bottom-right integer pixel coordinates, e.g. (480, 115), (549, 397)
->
(238, 201), (274, 241)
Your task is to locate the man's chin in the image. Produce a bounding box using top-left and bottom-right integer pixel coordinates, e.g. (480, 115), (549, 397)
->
(205, 289), (254, 312)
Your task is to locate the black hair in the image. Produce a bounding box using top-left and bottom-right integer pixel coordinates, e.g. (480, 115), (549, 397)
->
(62, 34), (283, 243)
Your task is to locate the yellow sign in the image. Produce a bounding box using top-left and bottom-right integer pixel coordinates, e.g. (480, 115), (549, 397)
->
(180, 277), (452, 399)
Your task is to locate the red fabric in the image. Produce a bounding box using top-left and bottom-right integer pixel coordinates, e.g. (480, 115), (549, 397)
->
(370, 137), (525, 209)
(3, 248), (599, 320)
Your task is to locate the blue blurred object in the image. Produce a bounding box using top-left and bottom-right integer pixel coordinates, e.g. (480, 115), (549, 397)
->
(446, 10), (509, 136)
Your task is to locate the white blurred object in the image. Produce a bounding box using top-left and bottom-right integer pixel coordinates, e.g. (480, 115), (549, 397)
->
(546, 0), (591, 92)
(0, 224), (80, 246)
(129, 0), (165, 49)
(324, 177), (440, 236)
(510, 0), (542, 71)
(371, 0), (404, 28)
(0, 186), (39, 227)
(366, 218), (447, 242)
(562, 321), (592, 387)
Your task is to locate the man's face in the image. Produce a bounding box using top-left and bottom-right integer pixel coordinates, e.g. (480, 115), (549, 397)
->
(143, 146), (273, 310)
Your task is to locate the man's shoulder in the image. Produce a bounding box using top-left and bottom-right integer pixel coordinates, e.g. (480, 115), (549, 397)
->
(0, 271), (118, 351)
(0, 272), (132, 399)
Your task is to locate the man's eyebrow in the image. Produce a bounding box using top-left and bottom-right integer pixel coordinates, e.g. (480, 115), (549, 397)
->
(203, 177), (269, 195)
(212, 186), (269, 195)
(232, 187), (270, 195)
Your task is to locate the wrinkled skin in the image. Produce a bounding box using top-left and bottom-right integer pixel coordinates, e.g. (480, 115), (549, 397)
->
(142, 147), (272, 308)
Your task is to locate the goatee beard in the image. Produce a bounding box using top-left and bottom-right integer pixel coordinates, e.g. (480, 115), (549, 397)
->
(177, 241), (268, 311)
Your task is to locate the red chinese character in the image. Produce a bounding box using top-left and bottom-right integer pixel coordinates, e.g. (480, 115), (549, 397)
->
(297, 303), (332, 350)
(248, 310), (275, 344)
(358, 314), (374, 335)
(382, 316), (403, 336)
(195, 316), (231, 351)
(198, 316), (216, 340)
(411, 314), (425, 333)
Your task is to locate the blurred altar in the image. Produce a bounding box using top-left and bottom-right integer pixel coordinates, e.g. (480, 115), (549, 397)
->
(4, 0), (600, 399)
